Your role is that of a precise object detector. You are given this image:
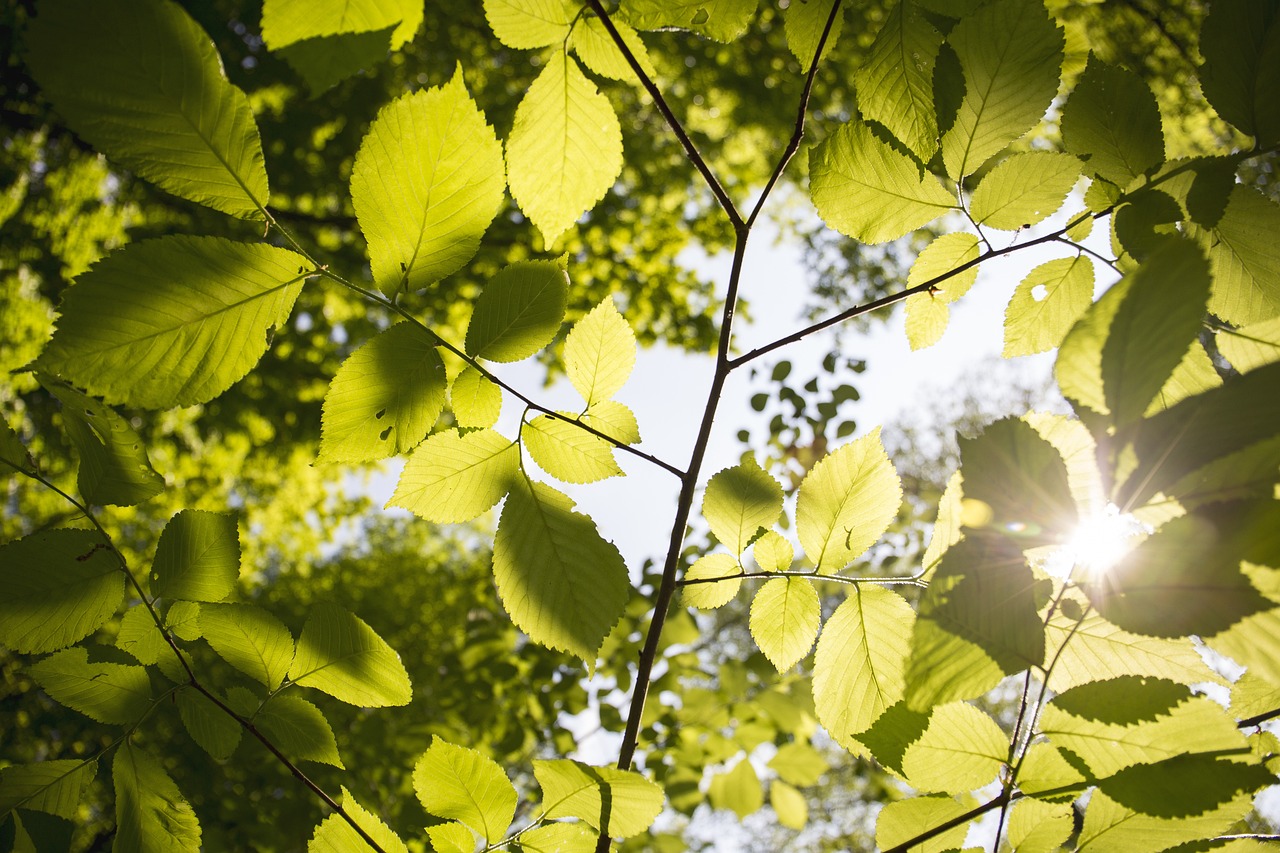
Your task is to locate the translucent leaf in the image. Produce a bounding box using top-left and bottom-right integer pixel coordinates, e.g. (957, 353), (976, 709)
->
(40, 237), (308, 409)
(151, 509), (240, 603)
(351, 71), (505, 297)
(855, 700), (930, 774)
(249, 691), (345, 768)
(1083, 502), (1276, 639)
(0, 416), (32, 475)
(390, 428), (517, 523)
(1079, 790), (1254, 853)
(113, 744), (201, 853)
(260, 0), (406, 49)
(907, 232), (981, 302)
(483, 0), (577, 49)
(523, 415), (623, 484)
(1056, 273), (1131, 417)
(24, 0), (269, 219)
(275, 25), (400, 95)
(1213, 605), (1280, 686)
(923, 471), (963, 577)
(570, 17), (656, 84)
(768, 742), (829, 787)
(581, 400), (641, 445)
(769, 780), (807, 830)
(412, 737), (517, 843)
(1143, 341), (1221, 417)
(750, 579), (820, 672)
(1061, 58), (1165, 186)
(466, 261), (570, 363)
(1233, 671), (1280, 719)
(566, 298), (636, 406)
(1006, 798), (1073, 853)
(493, 478), (629, 661)
(1099, 754), (1273, 819)
(957, 417), (1076, 541)
(116, 605), (185, 682)
(811, 119), (955, 244)
(1217, 316), (1280, 374)
(905, 291), (949, 350)
(751, 530), (794, 573)
(0, 760), (96, 820)
(708, 758), (763, 819)
(1018, 741), (1088, 802)
(309, 787), (408, 853)
(506, 51), (623, 244)
(812, 586), (914, 753)
(451, 367), (503, 429)
(166, 601), (204, 642)
(512, 823), (596, 852)
(971, 152), (1080, 230)
(176, 689), (242, 760)
(876, 795), (971, 853)
(43, 380), (165, 507)
(795, 427), (901, 573)
(199, 603), (294, 689)
(533, 759), (664, 838)
(703, 457), (783, 555)
(1199, 0), (1280, 145)
(622, 0), (759, 42)
(939, 0), (1064, 178)
(0, 529), (122, 654)
(28, 647), (151, 724)
(289, 602), (412, 707)
(784, 0), (843, 69)
(682, 553), (742, 610)
(1003, 255), (1094, 357)
(900, 702), (1007, 794)
(853, 0), (940, 160)
(426, 822), (477, 853)
(318, 323), (446, 463)
(1201, 185), (1280, 327)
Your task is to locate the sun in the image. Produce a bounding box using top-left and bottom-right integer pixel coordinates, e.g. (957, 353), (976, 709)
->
(1049, 505), (1147, 581)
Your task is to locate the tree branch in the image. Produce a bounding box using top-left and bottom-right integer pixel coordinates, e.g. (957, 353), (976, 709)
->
(882, 790), (1017, 853)
(678, 568), (924, 588)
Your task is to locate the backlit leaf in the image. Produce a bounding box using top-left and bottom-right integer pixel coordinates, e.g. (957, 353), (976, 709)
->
(751, 530), (794, 573)
(855, 700), (931, 775)
(40, 237), (308, 409)
(276, 26), (397, 95)
(523, 414), (623, 484)
(1200, 185), (1280, 327)
(750, 578), (820, 672)
(351, 71), (505, 297)
(466, 261), (569, 363)
(176, 689), (242, 761)
(1212, 605), (1280, 686)
(1061, 58), (1165, 186)
(248, 691), (344, 768)
(970, 152), (1081, 230)
(512, 823), (596, 852)
(309, 787), (408, 853)
(29, 647), (151, 724)
(484, 0), (577, 49)
(114, 744), (201, 852)
(1217, 316), (1280, 374)
(623, 0), (758, 42)
(1007, 798), (1073, 853)
(1003, 255), (1094, 357)
(261, 0), (410, 49)
(151, 509), (240, 603)
(957, 417), (1076, 541)
(451, 366), (503, 429)
(1199, 0), (1280, 145)
(708, 759), (763, 819)
(289, 602), (412, 707)
(1098, 754), (1273, 819)
(0, 760), (96, 820)
(905, 291), (949, 350)
(199, 603), (294, 689)
(703, 457), (784, 555)
(493, 478), (629, 661)
(25, 0), (269, 219)
(413, 737), (517, 843)
(907, 232), (981, 302)
(426, 823), (477, 853)
(784, 0), (843, 69)
(900, 701), (1007, 794)
(682, 553), (743, 609)
(581, 400), (641, 445)
(768, 742), (829, 787)
(0, 529), (122, 654)
(390, 428), (518, 523)
(1143, 341), (1221, 417)
(853, 0), (939, 160)
(1079, 790), (1254, 853)
(506, 51), (623, 244)
(770, 780), (807, 830)
(534, 759), (664, 838)
(565, 298), (636, 406)
(876, 795), (972, 853)
(570, 17), (656, 84)
(116, 605), (184, 677)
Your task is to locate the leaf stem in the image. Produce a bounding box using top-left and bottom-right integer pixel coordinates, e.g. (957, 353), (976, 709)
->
(678, 568), (924, 588)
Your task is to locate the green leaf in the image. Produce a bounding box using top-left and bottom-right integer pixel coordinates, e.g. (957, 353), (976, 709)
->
(1018, 741), (1088, 802)
(1213, 605), (1280, 685)
(904, 535), (1046, 710)
(1079, 790), (1255, 853)
(958, 417), (1076, 541)
(451, 366), (503, 429)
(1061, 57), (1165, 186)
(512, 823), (596, 853)
(876, 795), (972, 853)
(24, 0), (269, 219)
(565, 298), (636, 406)
(318, 323), (447, 463)
(784, 0), (843, 69)
(812, 586), (914, 752)
(506, 51), (624, 244)
(570, 17), (656, 84)
(1217, 316), (1280, 374)
(1144, 340), (1221, 417)
(390, 428), (518, 523)
(466, 261), (570, 362)
(908, 232), (981, 302)
(0, 417), (32, 475)
(1099, 754), (1273, 819)
(199, 603), (294, 689)
(275, 27), (397, 95)
(0, 760), (96, 820)
(28, 647), (151, 724)
(682, 553), (742, 609)
(523, 414), (623, 484)
(412, 737), (517, 843)
(246, 690), (344, 768)
(492, 477), (629, 660)
(425, 822), (477, 853)
(749, 578), (820, 672)
(1006, 798), (1074, 853)
(939, 0), (1064, 178)
(1199, 0), (1280, 145)
(260, 0), (406, 49)
(151, 509), (240, 603)
(770, 780), (807, 830)
(900, 701), (1007, 794)
(289, 602), (412, 706)
(351, 71), (505, 297)
(811, 119), (955, 244)
(176, 689), (242, 761)
(708, 759), (763, 819)
(768, 742), (829, 787)
(970, 152), (1081, 230)
(0, 529), (122, 654)
(309, 787), (408, 853)
(905, 291), (949, 350)
(534, 759), (664, 838)
(751, 530), (794, 572)
(1003, 255), (1095, 357)
(1084, 502), (1277, 639)
(43, 380), (165, 507)
(703, 457), (784, 555)
(1200, 185), (1280, 327)
(40, 237), (308, 409)
(165, 601), (204, 642)
(116, 605), (181, 677)
(581, 400), (642, 445)
(796, 427), (902, 573)
(622, 0), (759, 42)
(1055, 275), (1129, 418)
(855, 700), (931, 775)
(483, 0), (577, 49)
(853, 0), (941, 161)
(113, 744), (201, 853)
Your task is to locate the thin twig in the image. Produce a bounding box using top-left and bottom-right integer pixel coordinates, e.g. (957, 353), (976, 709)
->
(882, 790), (1017, 853)
(678, 568), (924, 588)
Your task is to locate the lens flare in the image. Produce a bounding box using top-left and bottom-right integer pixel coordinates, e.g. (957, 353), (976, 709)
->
(1047, 506), (1147, 580)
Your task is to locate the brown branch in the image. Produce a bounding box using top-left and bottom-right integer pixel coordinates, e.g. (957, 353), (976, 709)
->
(678, 568), (923, 587)
(882, 790), (1017, 853)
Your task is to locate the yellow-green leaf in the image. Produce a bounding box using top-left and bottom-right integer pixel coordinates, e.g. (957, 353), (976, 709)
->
(708, 758), (763, 819)
(853, 0), (941, 161)
(534, 759), (664, 838)
(682, 553), (742, 610)
(970, 152), (1081, 230)
(390, 428), (518, 523)
(451, 366), (503, 429)
(784, 0), (843, 69)
(565, 298), (637, 406)
(1003, 254), (1094, 357)
(309, 787), (408, 853)
(905, 291), (949, 350)
(907, 232), (981, 301)
(484, 0), (577, 49)
(751, 530), (794, 572)
(570, 17), (656, 84)
(901, 701), (1007, 794)
(114, 744), (201, 852)
(413, 737), (517, 844)
(289, 602), (412, 707)
(151, 509), (240, 603)
(750, 578), (820, 672)
(199, 603), (294, 690)
(523, 414), (623, 484)
(29, 647), (151, 725)
(466, 261), (569, 363)
(702, 456), (784, 555)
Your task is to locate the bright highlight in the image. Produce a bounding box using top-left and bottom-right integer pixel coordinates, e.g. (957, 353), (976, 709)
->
(1049, 506), (1147, 580)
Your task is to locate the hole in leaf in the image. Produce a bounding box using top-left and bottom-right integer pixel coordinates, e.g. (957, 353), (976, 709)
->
(1031, 284), (1049, 302)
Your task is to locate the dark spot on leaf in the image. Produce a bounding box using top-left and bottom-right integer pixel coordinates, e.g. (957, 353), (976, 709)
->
(379, 426), (393, 441)
(374, 408), (386, 420)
